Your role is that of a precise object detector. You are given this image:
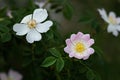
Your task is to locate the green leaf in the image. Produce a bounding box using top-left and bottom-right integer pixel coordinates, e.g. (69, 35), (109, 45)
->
(49, 48), (61, 57)
(56, 57), (64, 72)
(63, 3), (73, 20)
(41, 56), (56, 67)
(86, 70), (95, 80)
(1, 33), (11, 43)
(0, 25), (10, 33)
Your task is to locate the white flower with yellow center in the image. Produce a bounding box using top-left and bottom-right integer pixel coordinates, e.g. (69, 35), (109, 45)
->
(13, 8), (53, 43)
(98, 8), (120, 36)
(0, 69), (22, 80)
(64, 32), (94, 60)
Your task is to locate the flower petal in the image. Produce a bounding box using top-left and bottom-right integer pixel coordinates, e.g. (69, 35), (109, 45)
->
(109, 11), (116, 18)
(98, 8), (109, 23)
(107, 24), (116, 33)
(83, 55), (90, 60)
(81, 34), (90, 41)
(26, 29), (42, 43)
(36, 21), (53, 33)
(33, 8), (48, 23)
(87, 39), (94, 47)
(64, 46), (71, 54)
(117, 17), (120, 24)
(69, 52), (74, 58)
(112, 30), (119, 37)
(116, 25), (120, 31)
(87, 48), (94, 54)
(8, 70), (22, 80)
(70, 32), (83, 42)
(13, 23), (30, 36)
(20, 14), (32, 23)
(0, 73), (7, 80)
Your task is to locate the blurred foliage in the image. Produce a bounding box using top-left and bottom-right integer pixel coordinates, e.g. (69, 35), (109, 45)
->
(0, 0), (119, 80)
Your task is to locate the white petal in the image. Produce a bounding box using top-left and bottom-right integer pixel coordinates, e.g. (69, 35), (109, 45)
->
(26, 29), (42, 43)
(33, 8), (48, 23)
(109, 11), (116, 18)
(116, 25), (120, 31)
(107, 24), (116, 33)
(36, 21), (53, 33)
(117, 17), (120, 24)
(20, 14), (32, 23)
(112, 30), (119, 37)
(13, 23), (30, 36)
(98, 8), (109, 23)
(8, 70), (22, 80)
(0, 73), (7, 80)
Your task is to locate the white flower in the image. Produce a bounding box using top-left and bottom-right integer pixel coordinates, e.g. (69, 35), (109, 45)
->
(0, 69), (22, 80)
(13, 8), (53, 43)
(98, 8), (120, 36)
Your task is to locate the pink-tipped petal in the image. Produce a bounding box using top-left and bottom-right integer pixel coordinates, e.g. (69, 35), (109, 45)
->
(83, 55), (90, 60)
(69, 52), (74, 58)
(81, 34), (90, 41)
(87, 39), (94, 47)
(8, 70), (22, 80)
(74, 53), (83, 59)
(0, 73), (7, 80)
(70, 34), (76, 42)
(65, 39), (72, 46)
(87, 48), (95, 54)
(64, 46), (71, 53)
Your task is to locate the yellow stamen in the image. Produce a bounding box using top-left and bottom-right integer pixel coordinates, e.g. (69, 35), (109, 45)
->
(27, 20), (37, 29)
(75, 42), (85, 53)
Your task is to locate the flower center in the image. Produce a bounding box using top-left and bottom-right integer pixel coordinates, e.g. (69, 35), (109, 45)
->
(75, 42), (85, 53)
(27, 20), (37, 29)
(109, 16), (117, 24)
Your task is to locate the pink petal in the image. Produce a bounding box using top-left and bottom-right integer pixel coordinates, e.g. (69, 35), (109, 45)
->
(75, 32), (84, 40)
(87, 39), (94, 47)
(69, 52), (74, 58)
(65, 39), (72, 46)
(0, 73), (7, 80)
(83, 55), (90, 60)
(74, 53), (83, 59)
(87, 48), (95, 54)
(64, 46), (71, 53)
(70, 32), (84, 42)
(81, 34), (90, 41)
(70, 34), (76, 42)
(8, 69), (22, 80)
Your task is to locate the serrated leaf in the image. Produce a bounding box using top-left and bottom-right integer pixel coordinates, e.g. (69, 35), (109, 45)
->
(49, 48), (61, 57)
(56, 57), (64, 72)
(41, 56), (56, 67)
(86, 70), (95, 80)
(63, 3), (73, 20)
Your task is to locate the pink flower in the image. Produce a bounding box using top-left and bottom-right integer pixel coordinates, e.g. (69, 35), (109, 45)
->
(0, 69), (22, 80)
(64, 32), (95, 60)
